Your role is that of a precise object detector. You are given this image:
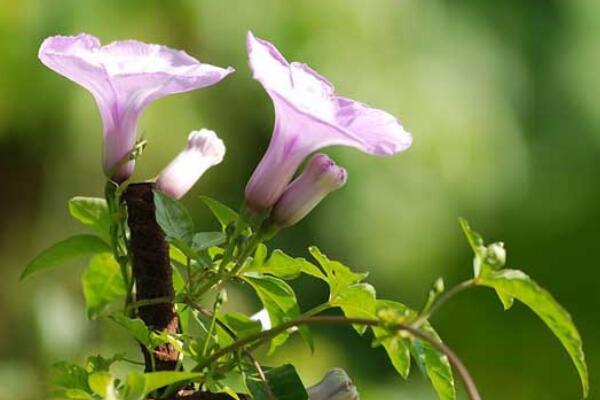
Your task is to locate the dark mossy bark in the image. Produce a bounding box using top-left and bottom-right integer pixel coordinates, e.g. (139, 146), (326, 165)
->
(124, 183), (179, 372)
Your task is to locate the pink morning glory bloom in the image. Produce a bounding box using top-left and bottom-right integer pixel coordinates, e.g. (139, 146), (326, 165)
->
(271, 154), (347, 228)
(38, 33), (234, 182)
(155, 129), (225, 199)
(244, 32), (412, 212)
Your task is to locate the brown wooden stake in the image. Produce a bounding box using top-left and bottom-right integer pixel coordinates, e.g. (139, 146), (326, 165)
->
(124, 183), (179, 372)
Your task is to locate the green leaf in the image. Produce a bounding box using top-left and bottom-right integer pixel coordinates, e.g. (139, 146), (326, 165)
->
(200, 195), (238, 230)
(21, 234), (110, 281)
(123, 371), (146, 400)
(477, 269), (589, 398)
(192, 231), (227, 252)
(154, 190), (194, 243)
(332, 283), (376, 335)
(247, 248), (325, 281)
(372, 325), (411, 379)
(68, 196), (111, 241)
(88, 371), (113, 397)
(50, 362), (90, 392)
(458, 217), (484, 256)
(219, 312), (262, 339)
(411, 323), (456, 400)
(247, 364), (308, 400)
(309, 246), (367, 300)
(143, 371), (202, 395)
(82, 253), (125, 319)
(371, 300), (411, 380)
(244, 275), (303, 353)
(86, 354), (122, 373)
(110, 315), (153, 348)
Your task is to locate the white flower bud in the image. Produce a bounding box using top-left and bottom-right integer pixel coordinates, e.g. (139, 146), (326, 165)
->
(156, 129), (225, 199)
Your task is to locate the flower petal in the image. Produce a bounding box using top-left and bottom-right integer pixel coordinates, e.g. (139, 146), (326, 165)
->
(333, 96), (413, 155)
(39, 33), (114, 115)
(246, 31), (412, 157)
(247, 31), (336, 122)
(98, 39), (235, 109)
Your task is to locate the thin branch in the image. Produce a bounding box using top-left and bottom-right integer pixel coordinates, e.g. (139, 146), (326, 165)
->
(412, 279), (475, 328)
(194, 315), (481, 400)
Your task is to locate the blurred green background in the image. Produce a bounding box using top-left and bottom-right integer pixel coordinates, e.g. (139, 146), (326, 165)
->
(1, 0), (598, 399)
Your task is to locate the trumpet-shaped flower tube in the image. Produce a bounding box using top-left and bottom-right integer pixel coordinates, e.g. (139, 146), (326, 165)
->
(39, 33), (234, 181)
(244, 32), (412, 212)
(271, 154), (347, 228)
(155, 129), (225, 199)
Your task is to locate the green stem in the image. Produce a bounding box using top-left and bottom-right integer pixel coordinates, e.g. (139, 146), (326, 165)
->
(194, 229), (265, 299)
(185, 300), (275, 400)
(412, 279), (475, 328)
(201, 301), (220, 358)
(302, 302), (332, 318)
(195, 315), (481, 400)
(105, 181), (132, 312)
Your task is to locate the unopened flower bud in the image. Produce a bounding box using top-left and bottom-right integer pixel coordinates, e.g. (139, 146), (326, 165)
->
(216, 289), (228, 306)
(307, 369), (359, 400)
(270, 154), (347, 228)
(156, 129), (225, 199)
(484, 241), (506, 269)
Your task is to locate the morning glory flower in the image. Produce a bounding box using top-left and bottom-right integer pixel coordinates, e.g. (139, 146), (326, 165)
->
(155, 129), (225, 199)
(39, 33), (234, 181)
(271, 154), (347, 228)
(244, 32), (412, 212)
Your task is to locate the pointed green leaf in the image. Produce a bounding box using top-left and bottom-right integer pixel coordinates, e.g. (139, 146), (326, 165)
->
(309, 246), (367, 299)
(88, 372), (112, 397)
(22, 234), (110, 281)
(372, 301), (411, 380)
(246, 248), (323, 281)
(219, 312), (262, 339)
(247, 364), (308, 400)
(200, 195), (238, 230)
(477, 269), (589, 398)
(411, 323), (456, 400)
(69, 197), (111, 241)
(86, 354), (122, 373)
(123, 371), (146, 400)
(372, 326), (411, 379)
(143, 371), (202, 395)
(332, 283), (376, 335)
(110, 315), (153, 348)
(153, 190), (194, 243)
(458, 218), (484, 256)
(50, 362), (90, 392)
(192, 231), (226, 252)
(82, 253), (125, 319)
(244, 275), (303, 353)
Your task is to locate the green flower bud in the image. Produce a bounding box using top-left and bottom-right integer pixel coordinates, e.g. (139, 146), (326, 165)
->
(485, 241), (506, 269)
(216, 289), (228, 306)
